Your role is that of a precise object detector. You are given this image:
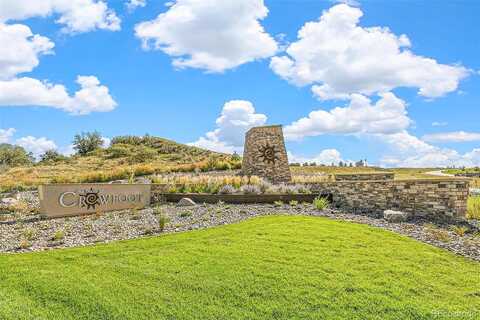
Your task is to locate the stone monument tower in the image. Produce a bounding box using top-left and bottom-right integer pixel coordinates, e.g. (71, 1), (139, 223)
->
(242, 125), (291, 183)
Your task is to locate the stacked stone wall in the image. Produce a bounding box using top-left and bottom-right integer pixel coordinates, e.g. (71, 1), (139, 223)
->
(308, 179), (469, 219)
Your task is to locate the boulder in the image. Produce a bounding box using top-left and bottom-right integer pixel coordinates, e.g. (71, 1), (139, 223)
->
(109, 180), (127, 184)
(177, 198), (196, 207)
(134, 177), (151, 184)
(1, 198), (18, 206)
(383, 210), (409, 223)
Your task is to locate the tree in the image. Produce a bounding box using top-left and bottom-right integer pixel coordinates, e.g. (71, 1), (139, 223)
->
(231, 151), (241, 161)
(40, 150), (68, 163)
(355, 160), (365, 167)
(0, 144), (33, 167)
(73, 131), (103, 156)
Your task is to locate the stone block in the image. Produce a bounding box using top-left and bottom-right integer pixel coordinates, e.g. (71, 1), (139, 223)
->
(383, 210), (409, 223)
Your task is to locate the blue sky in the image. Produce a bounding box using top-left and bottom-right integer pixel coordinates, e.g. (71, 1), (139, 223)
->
(0, 0), (479, 167)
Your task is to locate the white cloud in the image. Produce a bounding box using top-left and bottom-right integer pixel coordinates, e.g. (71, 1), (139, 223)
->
(378, 131), (480, 167)
(0, 23), (54, 80)
(60, 144), (75, 156)
(190, 100), (267, 153)
(270, 4), (469, 100)
(333, 0), (360, 6)
(126, 0), (146, 12)
(0, 22), (116, 114)
(284, 92), (410, 140)
(288, 149), (345, 165)
(101, 136), (111, 148)
(0, 128), (15, 143)
(190, 137), (236, 154)
(134, 0), (278, 72)
(15, 136), (57, 158)
(0, 75), (117, 115)
(422, 131), (480, 143)
(432, 121), (448, 127)
(0, 0), (120, 33)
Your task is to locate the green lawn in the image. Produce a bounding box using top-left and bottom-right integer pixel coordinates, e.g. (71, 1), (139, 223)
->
(0, 216), (478, 319)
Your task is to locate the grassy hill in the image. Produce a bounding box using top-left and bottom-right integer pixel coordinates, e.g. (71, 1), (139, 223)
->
(0, 135), (240, 193)
(0, 216), (477, 319)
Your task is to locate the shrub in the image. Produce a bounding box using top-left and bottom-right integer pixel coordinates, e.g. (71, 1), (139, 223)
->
(179, 211), (192, 218)
(128, 146), (158, 164)
(106, 144), (131, 159)
(231, 152), (241, 161)
(73, 131), (104, 156)
(424, 224), (451, 242)
(214, 161), (232, 171)
(19, 240), (31, 249)
(274, 200), (284, 207)
(0, 144), (33, 167)
(289, 200), (299, 207)
(451, 226), (469, 237)
(427, 228), (451, 242)
(21, 228), (37, 241)
(39, 150), (68, 163)
(158, 214), (170, 232)
(51, 230), (65, 241)
(313, 197), (330, 210)
(467, 196), (480, 219)
(219, 185), (236, 194)
(239, 184), (261, 195)
(152, 206), (163, 215)
(134, 164), (155, 176)
(258, 181), (273, 194)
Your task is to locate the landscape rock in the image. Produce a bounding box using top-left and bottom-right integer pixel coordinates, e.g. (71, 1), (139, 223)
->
(470, 188), (480, 196)
(177, 198), (196, 207)
(109, 180), (127, 184)
(1, 198), (18, 205)
(384, 210), (409, 223)
(134, 177), (151, 184)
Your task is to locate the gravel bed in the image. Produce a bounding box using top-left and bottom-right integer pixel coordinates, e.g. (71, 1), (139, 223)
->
(0, 200), (479, 261)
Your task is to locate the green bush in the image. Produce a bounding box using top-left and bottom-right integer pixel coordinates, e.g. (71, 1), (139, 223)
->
(158, 214), (170, 232)
(106, 144), (131, 159)
(0, 144), (33, 167)
(313, 197), (330, 210)
(73, 131), (104, 156)
(128, 146), (158, 164)
(111, 135), (211, 157)
(39, 150), (68, 163)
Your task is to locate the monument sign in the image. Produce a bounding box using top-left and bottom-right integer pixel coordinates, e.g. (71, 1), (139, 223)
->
(39, 184), (151, 218)
(242, 125), (291, 183)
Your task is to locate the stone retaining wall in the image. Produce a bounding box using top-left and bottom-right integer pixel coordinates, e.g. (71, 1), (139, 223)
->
(151, 178), (469, 220)
(308, 179), (469, 219)
(334, 172), (394, 181)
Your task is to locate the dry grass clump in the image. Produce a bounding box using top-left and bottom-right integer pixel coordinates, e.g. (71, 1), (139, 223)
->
(471, 178), (480, 188)
(424, 224), (451, 242)
(467, 196), (480, 220)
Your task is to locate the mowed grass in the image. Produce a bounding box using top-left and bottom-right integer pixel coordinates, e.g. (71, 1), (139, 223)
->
(0, 216), (479, 319)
